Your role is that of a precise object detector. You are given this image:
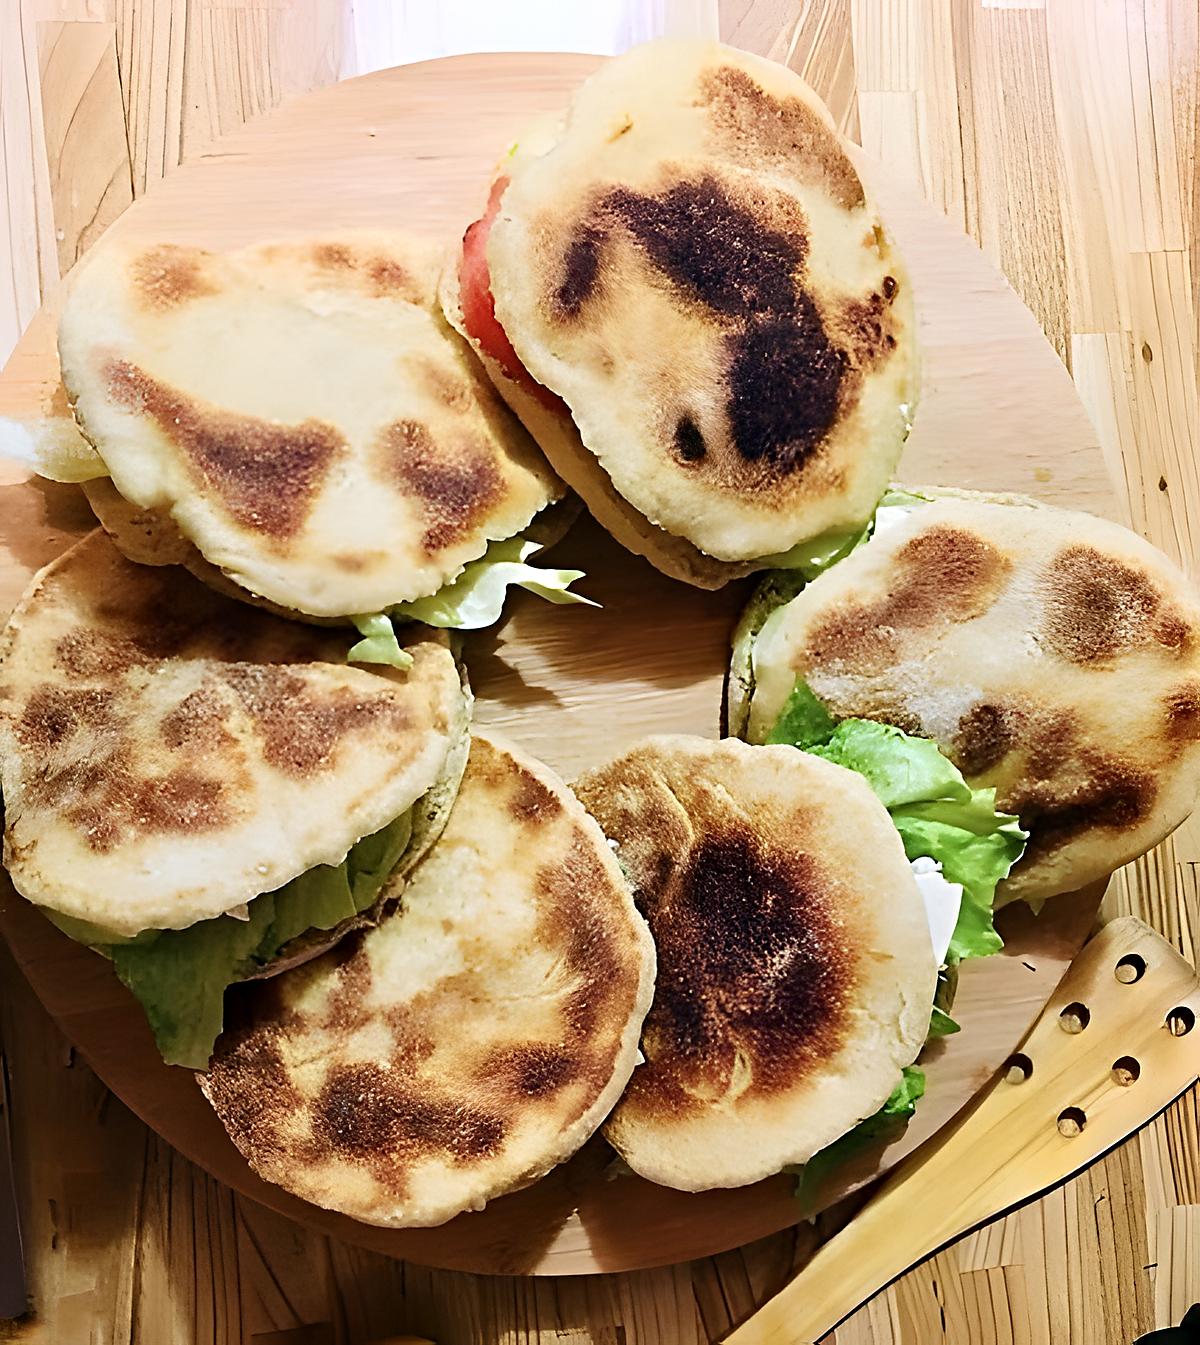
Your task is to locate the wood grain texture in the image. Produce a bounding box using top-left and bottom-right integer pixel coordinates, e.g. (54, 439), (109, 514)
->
(0, 49), (1106, 1284)
(0, 2), (1197, 1342)
(0, 0), (58, 365)
(0, 0), (351, 373)
(36, 21), (133, 274)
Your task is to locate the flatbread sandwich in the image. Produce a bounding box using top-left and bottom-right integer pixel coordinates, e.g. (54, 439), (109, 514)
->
(54, 232), (593, 644)
(444, 40), (917, 588)
(732, 489), (1200, 905)
(202, 731), (655, 1226)
(574, 735), (948, 1191)
(0, 531), (471, 1067)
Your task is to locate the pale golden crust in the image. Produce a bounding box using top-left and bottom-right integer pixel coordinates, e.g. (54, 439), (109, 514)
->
(201, 732), (656, 1228)
(746, 498), (1200, 902)
(488, 41), (917, 562)
(0, 531), (466, 934)
(58, 234), (563, 617)
(574, 735), (934, 1191)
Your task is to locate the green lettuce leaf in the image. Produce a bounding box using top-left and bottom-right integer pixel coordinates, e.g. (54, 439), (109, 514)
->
(877, 485), (932, 510)
(929, 965), (961, 1036)
(348, 614), (414, 669)
(929, 1006), (961, 1037)
(764, 678), (836, 749)
(389, 536), (596, 631)
(110, 902), (275, 1071)
(107, 808), (414, 1069)
(797, 1066), (925, 1211)
(770, 690), (1028, 966)
(46, 911), (162, 948)
(757, 521), (871, 578)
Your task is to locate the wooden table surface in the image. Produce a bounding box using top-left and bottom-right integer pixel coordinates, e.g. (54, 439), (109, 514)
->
(1, 2), (1198, 1342)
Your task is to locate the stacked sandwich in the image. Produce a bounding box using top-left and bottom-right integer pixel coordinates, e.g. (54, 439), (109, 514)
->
(2, 38), (1199, 1233)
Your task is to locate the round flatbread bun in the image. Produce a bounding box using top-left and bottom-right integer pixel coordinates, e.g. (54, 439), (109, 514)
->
(202, 731), (656, 1227)
(58, 233), (563, 618)
(0, 531), (469, 935)
(744, 496), (1200, 903)
(574, 735), (935, 1191)
(484, 40), (917, 567)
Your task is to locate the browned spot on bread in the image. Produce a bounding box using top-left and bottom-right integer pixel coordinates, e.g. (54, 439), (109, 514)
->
(313, 243), (354, 270)
(331, 553), (367, 573)
(804, 526), (1011, 674)
(378, 418), (503, 553)
(539, 836), (627, 978)
(22, 685), (231, 850)
(314, 934), (376, 1037)
(699, 64), (865, 211)
(127, 769), (230, 837)
(895, 526), (1012, 609)
(1164, 680), (1200, 743)
(201, 1029), (301, 1167)
(54, 614), (198, 676)
(629, 830), (853, 1117)
(554, 225), (607, 318)
(416, 358), (474, 411)
(105, 360), (343, 540)
(129, 245), (218, 311)
(16, 685), (115, 750)
(1006, 753), (1157, 862)
(366, 256), (413, 297)
(606, 176), (806, 318)
(839, 291), (899, 366)
(1039, 544), (1193, 665)
(314, 1062), (506, 1169)
(485, 1043), (576, 1099)
(508, 769), (564, 823)
(953, 702), (1016, 776)
(1155, 612), (1192, 651)
(673, 414), (707, 462)
(54, 630), (148, 678)
(531, 830), (638, 1080)
(160, 685), (233, 752)
(587, 175), (854, 473)
(726, 306), (845, 469)
(223, 665), (410, 777)
(1023, 706), (1082, 777)
(63, 767), (229, 851)
(803, 608), (899, 678)
(310, 242), (420, 302)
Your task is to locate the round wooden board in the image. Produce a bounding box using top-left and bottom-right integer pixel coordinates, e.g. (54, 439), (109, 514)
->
(0, 53), (1111, 1277)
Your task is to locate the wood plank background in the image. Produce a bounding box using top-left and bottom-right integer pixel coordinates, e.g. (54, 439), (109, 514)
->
(1, 1), (1198, 1341)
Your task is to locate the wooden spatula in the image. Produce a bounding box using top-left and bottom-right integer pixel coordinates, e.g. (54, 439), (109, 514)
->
(725, 916), (1200, 1344)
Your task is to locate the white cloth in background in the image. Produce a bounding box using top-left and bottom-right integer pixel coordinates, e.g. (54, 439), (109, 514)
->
(348, 0), (718, 72)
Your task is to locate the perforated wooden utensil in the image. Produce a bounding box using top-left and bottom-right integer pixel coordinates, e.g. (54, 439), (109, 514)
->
(725, 917), (1200, 1345)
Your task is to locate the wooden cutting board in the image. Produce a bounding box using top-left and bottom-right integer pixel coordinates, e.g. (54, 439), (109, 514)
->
(0, 53), (1111, 1276)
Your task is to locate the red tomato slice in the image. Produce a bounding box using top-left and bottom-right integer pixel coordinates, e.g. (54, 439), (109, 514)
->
(458, 176), (568, 416)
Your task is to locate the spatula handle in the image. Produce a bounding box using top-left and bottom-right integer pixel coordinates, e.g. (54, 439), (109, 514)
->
(725, 918), (1200, 1344)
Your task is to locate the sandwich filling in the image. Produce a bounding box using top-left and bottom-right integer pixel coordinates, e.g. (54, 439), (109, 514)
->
(762, 681), (1026, 1203)
(52, 806), (416, 1068)
(458, 176), (568, 417)
(47, 711), (469, 1071)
